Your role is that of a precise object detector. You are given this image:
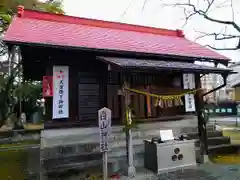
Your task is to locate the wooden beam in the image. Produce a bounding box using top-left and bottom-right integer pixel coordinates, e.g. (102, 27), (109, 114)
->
(194, 73), (208, 162)
(146, 85), (152, 117)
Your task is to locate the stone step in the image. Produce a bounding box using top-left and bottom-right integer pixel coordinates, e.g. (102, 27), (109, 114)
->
(0, 144), (40, 151)
(195, 144), (240, 163)
(44, 138), (235, 175)
(207, 144), (240, 155)
(41, 129), (169, 148)
(41, 140), (144, 161)
(181, 125), (215, 133)
(195, 136), (231, 147)
(43, 151), (143, 174)
(207, 131), (223, 137)
(196, 144), (236, 152)
(0, 136), (40, 145)
(0, 138), (12, 144)
(186, 131), (223, 139)
(41, 125), (197, 149)
(0, 129), (41, 139)
(41, 121), (201, 149)
(46, 143), (239, 175)
(0, 131), (13, 138)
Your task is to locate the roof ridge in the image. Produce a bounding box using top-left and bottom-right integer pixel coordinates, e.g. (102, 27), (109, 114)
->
(18, 7), (185, 37)
(3, 6), (229, 62)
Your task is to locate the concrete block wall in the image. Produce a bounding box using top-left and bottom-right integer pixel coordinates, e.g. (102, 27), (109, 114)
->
(40, 118), (198, 174)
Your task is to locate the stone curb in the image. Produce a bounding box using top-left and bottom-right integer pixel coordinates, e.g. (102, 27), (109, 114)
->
(222, 127), (240, 131)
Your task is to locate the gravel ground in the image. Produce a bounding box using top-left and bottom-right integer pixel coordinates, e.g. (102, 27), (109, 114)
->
(119, 164), (240, 180)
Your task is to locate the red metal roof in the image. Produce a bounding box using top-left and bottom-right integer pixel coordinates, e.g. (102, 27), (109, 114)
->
(3, 8), (229, 61)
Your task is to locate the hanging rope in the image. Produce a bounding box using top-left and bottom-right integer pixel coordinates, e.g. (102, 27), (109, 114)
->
(124, 87), (201, 108)
(124, 87), (200, 100)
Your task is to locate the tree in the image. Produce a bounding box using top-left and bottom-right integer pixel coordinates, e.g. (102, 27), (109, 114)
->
(38, 0), (64, 14)
(0, 58), (20, 127)
(158, 0), (240, 51)
(0, 0), (64, 128)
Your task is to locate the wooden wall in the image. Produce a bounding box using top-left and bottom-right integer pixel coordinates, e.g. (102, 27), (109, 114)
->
(21, 46), (187, 128)
(106, 71), (185, 122)
(21, 46), (109, 128)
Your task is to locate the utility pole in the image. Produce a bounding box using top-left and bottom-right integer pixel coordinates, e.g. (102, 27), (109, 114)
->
(213, 62), (218, 103)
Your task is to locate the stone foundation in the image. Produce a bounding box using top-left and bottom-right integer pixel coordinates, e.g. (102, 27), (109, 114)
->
(40, 118), (198, 176)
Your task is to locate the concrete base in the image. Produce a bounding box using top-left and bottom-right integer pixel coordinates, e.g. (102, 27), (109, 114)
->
(110, 161), (120, 173)
(203, 155), (209, 163)
(40, 118), (201, 176)
(127, 166), (136, 178)
(40, 172), (47, 180)
(197, 154), (209, 164)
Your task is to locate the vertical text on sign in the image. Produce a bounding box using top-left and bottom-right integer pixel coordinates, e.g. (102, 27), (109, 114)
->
(52, 66), (69, 119)
(98, 107), (111, 152)
(183, 74), (196, 112)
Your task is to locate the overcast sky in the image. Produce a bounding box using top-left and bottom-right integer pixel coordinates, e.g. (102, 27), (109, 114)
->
(63, 0), (240, 62)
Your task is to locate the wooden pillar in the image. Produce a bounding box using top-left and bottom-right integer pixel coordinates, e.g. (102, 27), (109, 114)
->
(122, 76), (136, 177)
(213, 62), (218, 102)
(195, 73), (208, 162)
(43, 64), (53, 123)
(146, 85), (152, 117)
(122, 76), (129, 162)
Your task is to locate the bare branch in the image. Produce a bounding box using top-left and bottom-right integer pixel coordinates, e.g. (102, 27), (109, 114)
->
(205, 44), (239, 51)
(214, 0), (231, 9)
(162, 0), (240, 50)
(164, 1), (240, 33)
(203, 14), (240, 32)
(230, 0), (235, 22)
(142, 0), (148, 10)
(195, 31), (240, 41)
(205, 0), (214, 13)
(120, 0), (136, 20)
(181, 8), (198, 28)
(194, 30), (240, 50)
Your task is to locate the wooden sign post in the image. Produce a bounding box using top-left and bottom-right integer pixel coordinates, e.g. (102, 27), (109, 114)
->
(98, 107), (111, 180)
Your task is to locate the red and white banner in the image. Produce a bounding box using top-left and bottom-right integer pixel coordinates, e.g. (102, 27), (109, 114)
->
(52, 66), (69, 119)
(42, 76), (53, 97)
